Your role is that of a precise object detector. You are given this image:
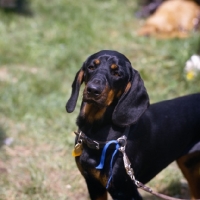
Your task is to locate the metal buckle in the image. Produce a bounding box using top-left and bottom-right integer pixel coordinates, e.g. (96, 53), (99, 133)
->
(117, 135), (127, 149)
(93, 140), (100, 149)
(77, 131), (82, 142)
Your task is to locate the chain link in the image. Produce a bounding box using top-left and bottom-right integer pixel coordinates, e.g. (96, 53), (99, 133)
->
(118, 136), (136, 182)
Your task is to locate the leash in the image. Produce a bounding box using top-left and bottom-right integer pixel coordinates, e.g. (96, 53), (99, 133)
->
(95, 134), (198, 200)
(72, 129), (199, 200)
(117, 138), (194, 200)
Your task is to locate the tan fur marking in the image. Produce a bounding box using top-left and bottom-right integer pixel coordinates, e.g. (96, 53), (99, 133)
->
(116, 90), (123, 98)
(105, 89), (115, 106)
(78, 70), (84, 83)
(76, 159), (108, 200)
(94, 59), (100, 65)
(177, 153), (200, 199)
(90, 169), (108, 200)
(110, 64), (118, 70)
(94, 107), (107, 121)
(83, 103), (92, 116)
(124, 82), (131, 93)
(83, 103), (106, 123)
(90, 169), (108, 188)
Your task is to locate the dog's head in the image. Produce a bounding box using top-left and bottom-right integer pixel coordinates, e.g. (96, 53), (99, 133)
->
(66, 50), (149, 127)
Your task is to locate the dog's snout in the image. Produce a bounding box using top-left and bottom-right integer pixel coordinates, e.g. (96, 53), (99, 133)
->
(87, 79), (103, 97)
(87, 84), (102, 97)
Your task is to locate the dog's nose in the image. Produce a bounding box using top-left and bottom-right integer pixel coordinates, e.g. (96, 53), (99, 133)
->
(87, 80), (103, 97)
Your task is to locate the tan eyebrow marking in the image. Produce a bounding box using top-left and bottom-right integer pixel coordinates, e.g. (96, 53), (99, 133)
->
(111, 64), (118, 70)
(94, 59), (100, 65)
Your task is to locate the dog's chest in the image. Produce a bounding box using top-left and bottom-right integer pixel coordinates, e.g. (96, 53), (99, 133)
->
(77, 150), (109, 187)
(89, 168), (108, 187)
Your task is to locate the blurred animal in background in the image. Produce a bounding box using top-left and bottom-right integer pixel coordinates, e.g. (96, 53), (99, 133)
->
(136, 0), (165, 18)
(137, 0), (200, 18)
(0, 0), (31, 15)
(137, 0), (200, 38)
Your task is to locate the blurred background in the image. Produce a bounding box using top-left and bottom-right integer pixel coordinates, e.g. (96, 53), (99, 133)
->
(0, 0), (199, 199)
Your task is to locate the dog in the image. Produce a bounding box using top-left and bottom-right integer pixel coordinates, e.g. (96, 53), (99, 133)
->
(136, 0), (165, 18)
(66, 50), (200, 200)
(138, 0), (200, 38)
(136, 0), (200, 18)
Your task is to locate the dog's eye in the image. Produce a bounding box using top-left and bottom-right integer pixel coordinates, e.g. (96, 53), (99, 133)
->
(88, 65), (95, 70)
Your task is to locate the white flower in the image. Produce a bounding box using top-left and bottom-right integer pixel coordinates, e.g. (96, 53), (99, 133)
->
(184, 54), (200, 80)
(190, 55), (200, 70)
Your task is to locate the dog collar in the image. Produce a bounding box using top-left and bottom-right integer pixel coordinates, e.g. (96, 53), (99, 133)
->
(74, 131), (108, 149)
(74, 127), (130, 150)
(72, 127), (131, 189)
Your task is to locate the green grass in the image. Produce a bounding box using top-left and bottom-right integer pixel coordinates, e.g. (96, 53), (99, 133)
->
(0, 1), (199, 199)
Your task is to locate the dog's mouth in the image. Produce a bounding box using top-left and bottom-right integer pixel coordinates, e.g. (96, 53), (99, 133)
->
(82, 96), (107, 108)
(82, 88), (108, 108)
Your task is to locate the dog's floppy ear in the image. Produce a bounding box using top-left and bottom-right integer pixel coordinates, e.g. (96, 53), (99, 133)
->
(112, 64), (149, 126)
(66, 67), (84, 113)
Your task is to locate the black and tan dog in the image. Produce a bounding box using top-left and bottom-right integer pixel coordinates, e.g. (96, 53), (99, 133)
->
(66, 50), (200, 200)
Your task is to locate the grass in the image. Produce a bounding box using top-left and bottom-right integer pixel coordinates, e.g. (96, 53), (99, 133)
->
(0, 0), (199, 199)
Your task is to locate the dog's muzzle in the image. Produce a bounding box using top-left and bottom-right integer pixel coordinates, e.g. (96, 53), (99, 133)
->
(87, 78), (104, 98)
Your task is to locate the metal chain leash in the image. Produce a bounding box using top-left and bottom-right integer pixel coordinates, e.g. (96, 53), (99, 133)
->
(117, 136), (198, 200)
